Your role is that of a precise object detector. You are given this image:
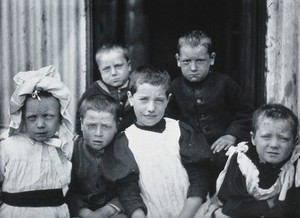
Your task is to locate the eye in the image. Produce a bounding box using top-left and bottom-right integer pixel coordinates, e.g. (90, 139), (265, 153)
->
(155, 98), (164, 103)
(87, 124), (97, 129)
(102, 124), (112, 130)
(261, 135), (271, 140)
(196, 59), (206, 64)
(278, 136), (290, 142)
(27, 115), (37, 121)
(115, 64), (124, 69)
(139, 97), (148, 102)
(182, 59), (190, 65)
(102, 67), (110, 73)
(44, 114), (54, 119)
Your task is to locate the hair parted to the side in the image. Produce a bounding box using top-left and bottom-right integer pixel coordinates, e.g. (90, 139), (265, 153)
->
(252, 103), (299, 139)
(95, 43), (130, 64)
(79, 95), (120, 122)
(129, 64), (171, 96)
(177, 30), (214, 55)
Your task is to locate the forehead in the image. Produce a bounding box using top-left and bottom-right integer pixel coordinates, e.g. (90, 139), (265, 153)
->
(98, 48), (126, 61)
(256, 116), (293, 132)
(83, 110), (116, 122)
(135, 83), (167, 95)
(24, 96), (60, 112)
(179, 44), (209, 56)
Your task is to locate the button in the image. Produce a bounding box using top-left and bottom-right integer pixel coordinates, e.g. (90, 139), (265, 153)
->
(196, 98), (202, 104)
(118, 89), (121, 93)
(200, 113), (206, 118)
(120, 102), (124, 106)
(119, 117), (123, 121)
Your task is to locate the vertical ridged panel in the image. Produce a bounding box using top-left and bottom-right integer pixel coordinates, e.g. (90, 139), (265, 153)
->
(266, 0), (300, 121)
(0, 0), (87, 130)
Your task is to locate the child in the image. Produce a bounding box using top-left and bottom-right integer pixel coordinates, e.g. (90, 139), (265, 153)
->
(75, 43), (135, 135)
(101, 65), (212, 218)
(66, 95), (126, 217)
(0, 66), (73, 217)
(165, 30), (254, 194)
(205, 104), (299, 217)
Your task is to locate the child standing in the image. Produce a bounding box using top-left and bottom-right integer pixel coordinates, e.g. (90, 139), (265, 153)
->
(166, 30), (253, 194)
(0, 66), (73, 217)
(66, 95), (126, 218)
(205, 104), (299, 217)
(76, 43), (135, 135)
(102, 65), (212, 218)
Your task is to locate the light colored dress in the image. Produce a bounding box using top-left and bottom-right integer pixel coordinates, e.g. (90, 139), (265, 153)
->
(0, 134), (71, 218)
(125, 118), (190, 218)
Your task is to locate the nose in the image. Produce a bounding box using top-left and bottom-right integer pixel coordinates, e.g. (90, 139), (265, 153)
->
(95, 126), (103, 136)
(190, 61), (197, 71)
(146, 101), (155, 112)
(269, 138), (279, 148)
(36, 117), (45, 129)
(111, 67), (117, 76)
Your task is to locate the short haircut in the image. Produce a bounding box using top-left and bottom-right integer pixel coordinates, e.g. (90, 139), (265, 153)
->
(252, 103), (299, 139)
(79, 95), (120, 122)
(177, 30), (214, 55)
(129, 64), (171, 95)
(95, 43), (130, 64)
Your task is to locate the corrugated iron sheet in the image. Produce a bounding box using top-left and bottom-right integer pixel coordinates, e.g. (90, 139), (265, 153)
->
(265, 0), (300, 121)
(0, 0), (88, 130)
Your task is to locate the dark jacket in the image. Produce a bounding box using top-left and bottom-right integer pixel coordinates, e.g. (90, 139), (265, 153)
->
(165, 73), (253, 145)
(66, 138), (122, 217)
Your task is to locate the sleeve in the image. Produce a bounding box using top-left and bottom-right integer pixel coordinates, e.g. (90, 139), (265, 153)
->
(224, 76), (254, 142)
(117, 173), (147, 217)
(218, 155), (272, 217)
(0, 139), (6, 205)
(101, 133), (147, 216)
(179, 122), (211, 199)
(65, 141), (89, 217)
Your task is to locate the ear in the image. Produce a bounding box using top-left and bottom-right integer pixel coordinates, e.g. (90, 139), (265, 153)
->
(127, 60), (132, 72)
(175, 53), (181, 67)
(210, 52), (216, 66)
(80, 118), (83, 131)
(167, 93), (172, 104)
(127, 91), (134, 106)
(250, 131), (255, 146)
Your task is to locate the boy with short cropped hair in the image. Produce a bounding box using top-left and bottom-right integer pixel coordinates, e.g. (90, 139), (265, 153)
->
(66, 95), (126, 218)
(202, 104), (299, 217)
(75, 43), (135, 135)
(102, 65), (212, 218)
(166, 30), (254, 194)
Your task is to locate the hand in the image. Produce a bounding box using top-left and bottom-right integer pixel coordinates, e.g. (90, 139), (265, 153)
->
(131, 208), (146, 218)
(211, 135), (236, 153)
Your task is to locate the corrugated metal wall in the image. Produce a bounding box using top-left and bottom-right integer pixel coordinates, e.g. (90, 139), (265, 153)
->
(265, 0), (300, 123)
(0, 0), (88, 130)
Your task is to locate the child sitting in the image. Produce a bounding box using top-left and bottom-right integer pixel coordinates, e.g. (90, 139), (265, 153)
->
(66, 95), (126, 217)
(75, 43), (135, 135)
(203, 103), (299, 217)
(165, 30), (254, 195)
(0, 66), (73, 217)
(101, 65), (212, 218)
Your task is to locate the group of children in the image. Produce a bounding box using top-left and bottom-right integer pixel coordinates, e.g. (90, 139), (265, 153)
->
(0, 30), (299, 218)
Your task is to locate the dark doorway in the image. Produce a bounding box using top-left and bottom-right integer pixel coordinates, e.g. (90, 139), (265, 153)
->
(91, 0), (266, 106)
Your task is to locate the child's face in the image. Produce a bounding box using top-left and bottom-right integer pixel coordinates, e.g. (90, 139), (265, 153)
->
(23, 96), (61, 142)
(251, 117), (295, 165)
(81, 110), (117, 151)
(128, 83), (169, 127)
(176, 44), (215, 83)
(97, 49), (131, 87)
